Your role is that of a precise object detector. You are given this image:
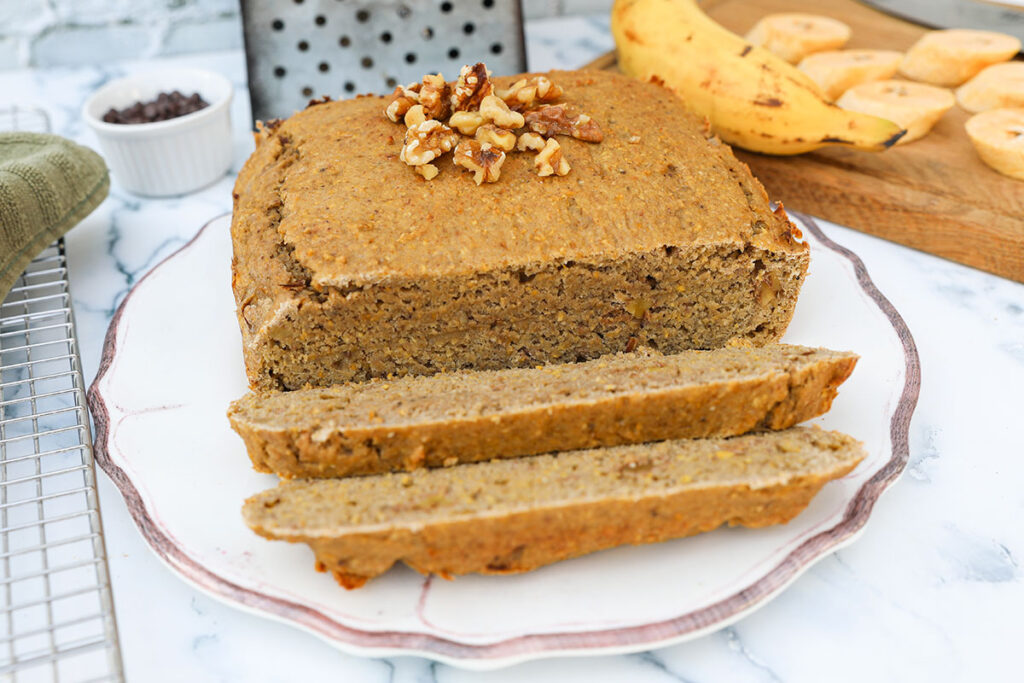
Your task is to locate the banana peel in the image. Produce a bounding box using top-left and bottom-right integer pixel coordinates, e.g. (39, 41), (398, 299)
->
(611, 0), (905, 155)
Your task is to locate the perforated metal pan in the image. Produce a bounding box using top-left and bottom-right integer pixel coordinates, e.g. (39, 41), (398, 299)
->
(241, 0), (527, 123)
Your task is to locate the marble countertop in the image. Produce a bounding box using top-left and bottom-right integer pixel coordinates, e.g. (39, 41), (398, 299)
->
(4, 14), (1023, 682)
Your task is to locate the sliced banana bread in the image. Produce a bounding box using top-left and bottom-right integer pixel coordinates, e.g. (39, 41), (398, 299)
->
(230, 69), (808, 391)
(243, 427), (864, 588)
(229, 344), (857, 478)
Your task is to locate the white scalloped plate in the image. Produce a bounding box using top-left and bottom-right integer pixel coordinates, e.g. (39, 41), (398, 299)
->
(88, 212), (918, 669)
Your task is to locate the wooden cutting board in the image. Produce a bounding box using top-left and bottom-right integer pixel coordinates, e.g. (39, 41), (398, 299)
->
(589, 0), (1024, 282)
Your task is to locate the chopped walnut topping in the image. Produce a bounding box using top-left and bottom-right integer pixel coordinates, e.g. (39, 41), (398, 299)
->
(480, 95), (525, 130)
(475, 123), (516, 152)
(453, 139), (505, 185)
(451, 63), (493, 112)
(534, 138), (571, 177)
(384, 83), (421, 122)
(415, 163), (439, 181)
(404, 104), (427, 128)
(383, 64), (596, 185)
(524, 105), (603, 142)
(449, 110), (485, 135)
(400, 119), (459, 166)
(516, 131), (546, 152)
(385, 97), (413, 123)
(497, 76), (564, 110)
(418, 73), (450, 120)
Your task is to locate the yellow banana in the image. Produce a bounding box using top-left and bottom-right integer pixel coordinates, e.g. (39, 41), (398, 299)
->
(611, 0), (905, 155)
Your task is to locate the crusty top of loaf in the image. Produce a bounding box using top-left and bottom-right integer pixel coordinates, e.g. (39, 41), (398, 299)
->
(232, 69), (804, 288)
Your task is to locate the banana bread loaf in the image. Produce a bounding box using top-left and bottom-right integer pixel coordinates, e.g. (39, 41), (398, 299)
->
(230, 69), (808, 390)
(244, 427), (864, 588)
(229, 344), (857, 478)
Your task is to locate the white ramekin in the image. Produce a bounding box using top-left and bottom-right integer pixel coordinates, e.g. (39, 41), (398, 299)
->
(82, 68), (234, 197)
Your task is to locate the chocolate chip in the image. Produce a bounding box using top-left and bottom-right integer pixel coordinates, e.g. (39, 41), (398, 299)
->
(101, 90), (211, 124)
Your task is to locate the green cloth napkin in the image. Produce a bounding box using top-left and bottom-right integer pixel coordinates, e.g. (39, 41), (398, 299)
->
(0, 132), (109, 300)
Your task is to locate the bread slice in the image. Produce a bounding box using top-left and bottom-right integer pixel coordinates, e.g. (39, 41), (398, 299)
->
(229, 345), (858, 479)
(243, 427), (865, 588)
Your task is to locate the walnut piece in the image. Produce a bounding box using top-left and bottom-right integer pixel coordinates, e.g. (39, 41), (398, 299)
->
(384, 83), (421, 122)
(475, 123), (516, 152)
(453, 139), (505, 185)
(415, 164), (439, 181)
(404, 104), (427, 128)
(418, 73), (450, 120)
(497, 76), (564, 110)
(451, 63), (493, 112)
(534, 138), (571, 177)
(516, 131), (546, 152)
(449, 110), (485, 135)
(400, 120), (459, 166)
(524, 105), (603, 142)
(480, 95), (525, 130)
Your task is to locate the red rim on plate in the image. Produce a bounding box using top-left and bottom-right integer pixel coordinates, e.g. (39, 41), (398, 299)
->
(86, 211), (920, 663)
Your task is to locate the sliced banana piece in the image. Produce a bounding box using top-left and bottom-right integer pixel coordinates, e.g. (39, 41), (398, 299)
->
(798, 49), (903, 101)
(899, 29), (1021, 87)
(965, 108), (1024, 180)
(837, 80), (954, 144)
(745, 13), (851, 65)
(956, 62), (1024, 113)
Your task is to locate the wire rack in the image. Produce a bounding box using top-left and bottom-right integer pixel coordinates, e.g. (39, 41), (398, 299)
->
(1, 107), (124, 681)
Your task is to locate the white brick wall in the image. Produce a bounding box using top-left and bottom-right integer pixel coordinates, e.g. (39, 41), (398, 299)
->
(0, 0), (614, 70)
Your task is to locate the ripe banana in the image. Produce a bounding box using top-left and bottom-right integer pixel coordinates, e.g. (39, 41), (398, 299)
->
(611, 0), (905, 155)
(965, 108), (1024, 180)
(900, 29), (1021, 87)
(798, 49), (903, 101)
(837, 80), (954, 144)
(956, 62), (1024, 113)
(746, 13), (851, 64)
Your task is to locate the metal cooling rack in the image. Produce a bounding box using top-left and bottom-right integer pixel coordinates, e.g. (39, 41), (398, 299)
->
(0, 107), (124, 681)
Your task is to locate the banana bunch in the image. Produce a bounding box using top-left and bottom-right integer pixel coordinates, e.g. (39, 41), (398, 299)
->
(611, 0), (905, 155)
